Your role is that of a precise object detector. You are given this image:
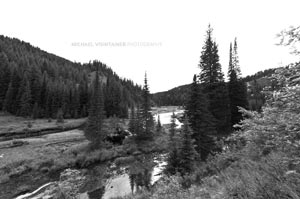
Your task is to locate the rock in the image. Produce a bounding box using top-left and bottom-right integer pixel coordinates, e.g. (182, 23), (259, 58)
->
(16, 169), (86, 199)
(58, 169), (86, 199)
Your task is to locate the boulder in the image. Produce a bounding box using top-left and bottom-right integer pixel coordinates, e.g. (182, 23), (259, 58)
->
(58, 169), (86, 199)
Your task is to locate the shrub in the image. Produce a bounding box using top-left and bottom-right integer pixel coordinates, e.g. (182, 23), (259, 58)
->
(220, 152), (300, 199)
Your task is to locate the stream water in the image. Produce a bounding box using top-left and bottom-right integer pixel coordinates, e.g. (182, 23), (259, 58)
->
(98, 153), (167, 199)
(16, 108), (184, 199)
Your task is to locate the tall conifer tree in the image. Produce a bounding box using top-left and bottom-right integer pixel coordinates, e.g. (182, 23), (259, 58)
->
(3, 67), (21, 114)
(199, 25), (231, 135)
(232, 38), (241, 77)
(19, 74), (32, 117)
(186, 75), (217, 161)
(199, 25), (224, 84)
(228, 38), (248, 127)
(85, 66), (105, 148)
(0, 53), (11, 109)
(178, 116), (196, 175)
(129, 107), (136, 134)
(165, 112), (179, 175)
(136, 73), (154, 141)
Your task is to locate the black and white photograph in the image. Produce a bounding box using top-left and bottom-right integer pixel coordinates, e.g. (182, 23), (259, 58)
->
(0, 0), (300, 198)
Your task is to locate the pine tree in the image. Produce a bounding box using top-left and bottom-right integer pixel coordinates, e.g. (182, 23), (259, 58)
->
(232, 38), (241, 77)
(3, 67), (21, 114)
(79, 79), (89, 117)
(134, 106), (143, 138)
(186, 75), (217, 161)
(39, 72), (48, 117)
(228, 39), (248, 128)
(205, 82), (231, 135)
(61, 85), (71, 118)
(228, 43), (234, 77)
(32, 102), (39, 119)
(136, 73), (154, 141)
(19, 75), (32, 117)
(178, 116), (196, 175)
(84, 67), (106, 148)
(51, 83), (61, 118)
(199, 25), (223, 84)
(30, 65), (42, 106)
(45, 85), (54, 118)
(165, 112), (180, 175)
(2, 81), (14, 113)
(0, 53), (11, 110)
(199, 25), (231, 135)
(129, 107), (136, 134)
(72, 86), (80, 118)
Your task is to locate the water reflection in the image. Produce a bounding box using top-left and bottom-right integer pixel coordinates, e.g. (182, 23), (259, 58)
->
(102, 153), (164, 199)
(128, 154), (155, 192)
(153, 110), (184, 129)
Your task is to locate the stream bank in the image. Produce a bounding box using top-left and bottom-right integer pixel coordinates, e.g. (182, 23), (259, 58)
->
(13, 108), (184, 199)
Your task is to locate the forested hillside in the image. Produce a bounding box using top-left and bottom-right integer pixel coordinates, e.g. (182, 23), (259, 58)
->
(151, 84), (190, 106)
(152, 68), (279, 111)
(0, 35), (142, 119)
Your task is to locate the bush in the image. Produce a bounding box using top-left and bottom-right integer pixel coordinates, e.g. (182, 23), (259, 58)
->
(220, 152), (300, 199)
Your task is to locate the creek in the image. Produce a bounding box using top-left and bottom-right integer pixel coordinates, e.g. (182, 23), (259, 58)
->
(16, 108), (184, 199)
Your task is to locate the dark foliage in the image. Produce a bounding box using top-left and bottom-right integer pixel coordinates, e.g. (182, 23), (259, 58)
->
(134, 74), (154, 142)
(185, 75), (217, 161)
(0, 35), (142, 119)
(151, 84), (191, 106)
(84, 68), (105, 148)
(165, 112), (180, 175)
(199, 25), (224, 84)
(178, 116), (196, 175)
(227, 39), (248, 128)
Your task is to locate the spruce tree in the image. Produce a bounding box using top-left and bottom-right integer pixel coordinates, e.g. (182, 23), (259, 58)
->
(205, 82), (231, 135)
(45, 85), (54, 118)
(32, 102), (39, 119)
(136, 73), (154, 141)
(39, 72), (48, 117)
(199, 25), (231, 135)
(2, 81), (14, 113)
(84, 67), (105, 148)
(232, 38), (241, 77)
(186, 75), (217, 161)
(72, 86), (80, 118)
(79, 79), (89, 117)
(3, 67), (21, 114)
(129, 107), (136, 134)
(178, 116), (196, 175)
(199, 25), (223, 84)
(30, 65), (42, 107)
(0, 53), (11, 110)
(228, 39), (248, 128)
(165, 112), (179, 175)
(19, 75), (32, 117)
(228, 43), (234, 76)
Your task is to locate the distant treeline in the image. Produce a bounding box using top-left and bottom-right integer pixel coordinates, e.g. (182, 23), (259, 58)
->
(0, 35), (143, 119)
(152, 68), (279, 112)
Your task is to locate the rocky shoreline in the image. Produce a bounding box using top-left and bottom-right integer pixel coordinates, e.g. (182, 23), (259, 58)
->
(16, 169), (87, 199)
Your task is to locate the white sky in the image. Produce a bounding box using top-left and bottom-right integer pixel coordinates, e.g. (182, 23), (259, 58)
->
(1, 0), (299, 93)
